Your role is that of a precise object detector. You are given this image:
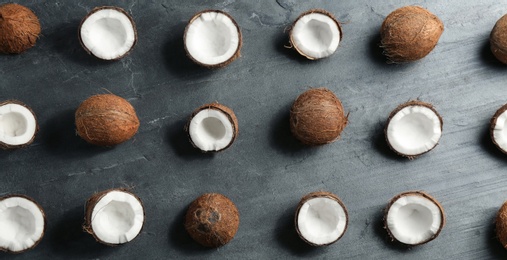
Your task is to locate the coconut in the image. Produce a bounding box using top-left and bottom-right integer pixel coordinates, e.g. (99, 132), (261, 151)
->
(496, 200), (507, 248)
(0, 3), (40, 54)
(385, 100), (443, 159)
(0, 195), (45, 253)
(295, 191), (348, 246)
(384, 191), (445, 246)
(490, 103), (507, 154)
(289, 9), (342, 60)
(184, 10), (242, 68)
(0, 100), (38, 149)
(491, 14), (507, 64)
(83, 189), (144, 245)
(75, 94), (139, 146)
(79, 6), (137, 60)
(185, 193), (239, 247)
(290, 88), (347, 145)
(380, 6), (444, 63)
(186, 103), (238, 152)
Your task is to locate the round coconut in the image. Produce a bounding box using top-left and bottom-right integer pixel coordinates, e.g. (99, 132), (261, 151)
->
(380, 6), (443, 63)
(491, 14), (507, 64)
(75, 94), (139, 146)
(0, 3), (41, 54)
(496, 200), (507, 248)
(290, 88), (347, 145)
(185, 193), (239, 247)
(490, 103), (507, 154)
(0, 100), (38, 150)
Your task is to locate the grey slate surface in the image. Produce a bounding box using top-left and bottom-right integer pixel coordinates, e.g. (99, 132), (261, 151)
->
(1, 0), (507, 259)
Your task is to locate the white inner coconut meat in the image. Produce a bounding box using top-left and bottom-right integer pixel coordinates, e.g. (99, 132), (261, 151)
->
(185, 11), (240, 66)
(0, 103), (37, 146)
(386, 105), (442, 156)
(386, 195), (442, 245)
(90, 191), (144, 244)
(189, 109), (234, 152)
(291, 12), (341, 59)
(0, 196), (45, 252)
(297, 197), (347, 245)
(492, 109), (507, 153)
(80, 8), (136, 60)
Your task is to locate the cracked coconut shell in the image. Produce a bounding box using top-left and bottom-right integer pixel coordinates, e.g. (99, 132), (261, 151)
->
(0, 3), (40, 54)
(491, 14), (507, 64)
(75, 94), (139, 146)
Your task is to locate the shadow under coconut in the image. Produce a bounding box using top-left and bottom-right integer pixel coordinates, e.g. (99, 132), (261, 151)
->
(370, 121), (405, 161)
(479, 122), (507, 162)
(166, 119), (215, 160)
(479, 38), (507, 70)
(486, 207), (507, 258)
(372, 206), (418, 252)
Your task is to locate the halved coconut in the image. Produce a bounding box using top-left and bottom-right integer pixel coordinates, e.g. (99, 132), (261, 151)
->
(79, 6), (137, 60)
(84, 189), (144, 245)
(184, 10), (242, 68)
(490, 104), (507, 154)
(0, 100), (38, 149)
(384, 191), (445, 246)
(0, 195), (45, 253)
(295, 191), (348, 246)
(289, 9), (342, 60)
(186, 103), (238, 152)
(385, 101), (443, 159)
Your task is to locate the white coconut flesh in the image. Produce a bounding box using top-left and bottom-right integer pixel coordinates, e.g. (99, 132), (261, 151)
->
(386, 195), (442, 245)
(297, 197), (347, 245)
(0, 103), (37, 146)
(90, 191), (144, 244)
(185, 11), (240, 66)
(386, 106), (442, 156)
(291, 13), (341, 59)
(189, 109), (234, 151)
(492, 110), (507, 152)
(80, 8), (136, 60)
(0, 197), (44, 252)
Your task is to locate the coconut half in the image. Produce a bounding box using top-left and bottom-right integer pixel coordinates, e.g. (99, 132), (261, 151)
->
(490, 104), (507, 154)
(385, 101), (443, 158)
(0, 195), (45, 253)
(295, 191), (348, 246)
(79, 6), (137, 60)
(84, 189), (144, 245)
(0, 100), (38, 149)
(184, 10), (242, 68)
(385, 191), (445, 246)
(289, 9), (342, 60)
(186, 103), (238, 152)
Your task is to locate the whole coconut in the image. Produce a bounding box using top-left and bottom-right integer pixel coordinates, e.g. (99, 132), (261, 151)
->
(380, 6), (443, 63)
(185, 193), (239, 247)
(75, 94), (139, 146)
(290, 88), (347, 145)
(496, 200), (507, 249)
(0, 3), (41, 54)
(491, 14), (507, 64)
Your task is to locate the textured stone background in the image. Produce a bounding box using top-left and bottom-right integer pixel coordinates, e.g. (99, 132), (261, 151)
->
(1, 0), (507, 259)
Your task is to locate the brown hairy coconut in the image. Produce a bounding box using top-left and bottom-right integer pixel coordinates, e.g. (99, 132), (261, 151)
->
(290, 88), (347, 145)
(185, 193), (239, 247)
(75, 94), (139, 146)
(491, 14), (507, 64)
(0, 100), (38, 149)
(0, 3), (40, 54)
(380, 6), (444, 63)
(496, 200), (507, 248)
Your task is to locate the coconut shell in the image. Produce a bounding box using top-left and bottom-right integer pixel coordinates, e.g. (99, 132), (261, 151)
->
(380, 6), (443, 63)
(0, 100), (38, 150)
(290, 88), (347, 145)
(491, 14), (507, 64)
(294, 191), (348, 246)
(0, 194), (46, 254)
(75, 94), (140, 146)
(185, 193), (239, 247)
(185, 102), (239, 152)
(385, 100), (443, 159)
(0, 3), (40, 54)
(496, 200), (507, 248)
(83, 188), (144, 246)
(490, 103), (507, 154)
(183, 10), (242, 68)
(384, 191), (445, 246)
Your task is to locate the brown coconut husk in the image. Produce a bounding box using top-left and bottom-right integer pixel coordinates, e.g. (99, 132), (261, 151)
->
(288, 9), (342, 60)
(185, 102), (239, 152)
(184, 193), (239, 247)
(384, 191), (445, 246)
(0, 194), (46, 254)
(183, 10), (242, 68)
(490, 103), (507, 154)
(496, 200), (507, 248)
(294, 191), (348, 246)
(380, 6), (443, 63)
(0, 100), (38, 150)
(491, 14), (507, 64)
(290, 88), (348, 145)
(78, 6), (137, 60)
(0, 3), (41, 54)
(384, 100), (443, 159)
(75, 94), (140, 146)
